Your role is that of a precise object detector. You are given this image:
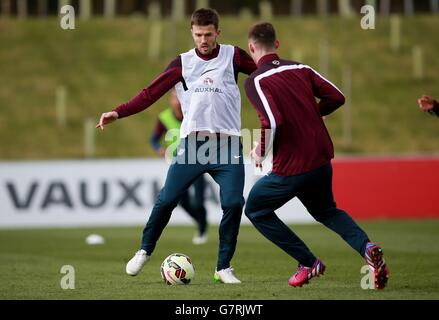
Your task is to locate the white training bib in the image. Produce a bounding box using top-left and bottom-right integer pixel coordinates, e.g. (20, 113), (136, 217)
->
(175, 44), (242, 138)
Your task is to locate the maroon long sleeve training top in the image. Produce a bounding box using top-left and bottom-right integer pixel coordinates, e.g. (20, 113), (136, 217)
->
(113, 45), (256, 118)
(245, 53), (345, 176)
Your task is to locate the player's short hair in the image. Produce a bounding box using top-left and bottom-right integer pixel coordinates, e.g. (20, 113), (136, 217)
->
(191, 8), (220, 30)
(248, 22), (277, 49)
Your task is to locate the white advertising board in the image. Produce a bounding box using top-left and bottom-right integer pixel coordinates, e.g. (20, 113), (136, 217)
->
(0, 159), (313, 228)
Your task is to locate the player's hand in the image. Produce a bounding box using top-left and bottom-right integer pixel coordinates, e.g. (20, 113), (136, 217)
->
(250, 142), (263, 171)
(417, 95), (434, 112)
(96, 111), (119, 130)
(158, 147), (166, 158)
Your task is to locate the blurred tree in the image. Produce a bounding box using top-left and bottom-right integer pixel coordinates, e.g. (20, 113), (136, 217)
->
(38, 0), (49, 16)
(118, 0), (136, 15)
(18, 0), (28, 18)
(103, 0), (116, 18)
(1, 0), (12, 16)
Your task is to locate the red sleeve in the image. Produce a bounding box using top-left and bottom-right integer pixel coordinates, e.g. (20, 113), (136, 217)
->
(431, 100), (439, 117)
(245, 78), (274, 158)
(113, 57), (183, 119)
(150, 119), (167, 151)
(309, 68), (345, 116)
(234, 47), (257, 76)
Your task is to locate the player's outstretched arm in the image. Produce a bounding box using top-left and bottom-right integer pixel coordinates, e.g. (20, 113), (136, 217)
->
(417, 95), (439, 117)
(417, 95), (434, 112)
(96, 111), (119, 130)
(234, 47), (257, 75)
(113, 57), (183, 119)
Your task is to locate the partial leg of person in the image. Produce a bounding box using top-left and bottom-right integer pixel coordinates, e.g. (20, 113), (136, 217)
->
(297, 163), (370, 256)
(126, 159), (204, 276)
(178, 177), (208, 244)
(141, 162), (204, 254)
(297, 162), (389, 289)
(209, 137), (245, 283)
(178, 188), (205, 235)
(191, 174), (209, 244)
(245, 171), (329, 287)
(245, 173), (318, 268)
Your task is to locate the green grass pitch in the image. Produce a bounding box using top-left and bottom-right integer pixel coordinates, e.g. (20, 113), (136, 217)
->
(0, 220), (438, 300)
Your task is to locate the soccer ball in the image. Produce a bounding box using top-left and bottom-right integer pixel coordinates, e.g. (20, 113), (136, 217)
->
(160, 253), (195, 285)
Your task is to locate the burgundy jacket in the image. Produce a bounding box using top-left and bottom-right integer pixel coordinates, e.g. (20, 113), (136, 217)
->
(245, 54), (345, 176)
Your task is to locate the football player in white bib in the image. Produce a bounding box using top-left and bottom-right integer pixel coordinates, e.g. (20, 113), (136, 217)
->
(96, 8), (256, 284)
